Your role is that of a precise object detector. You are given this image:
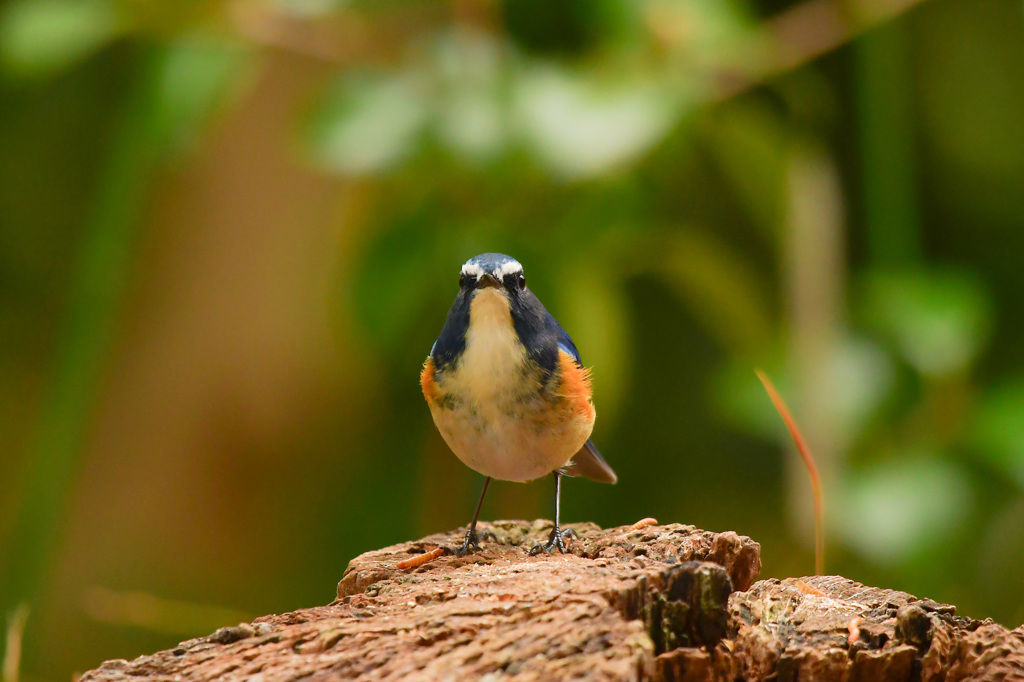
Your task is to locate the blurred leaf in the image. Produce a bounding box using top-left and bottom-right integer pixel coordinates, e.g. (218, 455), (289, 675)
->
(152, 36), (255, 158)
(715, 336), (894, 446)
(975, 498), (1024, 627)
(501, 0), (600, 56)
(969, 379), (1024, 488)
(0, 0), (119, 78)
(653, 228), (772, 354)
(825, 337), (895, 449)
(713, 353), (788, 439)
(350, 217), (453, 351)
(501, 0), (643, 57)
(268, 0), (350, 19)
(700, 101), (786, 235)
(835, 454), (972, 565)
(644, 0), (756, 71)
(861, 268), (992, 378)
(432, 30), (508, 163)
(553, 259), (630, 421)
(308, 73), (428, 175)
(917, 0), (1024, 225)
(514, 65), (684, 180)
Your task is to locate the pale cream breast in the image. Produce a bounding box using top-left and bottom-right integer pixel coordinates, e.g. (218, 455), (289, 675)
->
(428, 288), (593, 481)
(429, 403), (592, 481)
(445, 288), (527, 402)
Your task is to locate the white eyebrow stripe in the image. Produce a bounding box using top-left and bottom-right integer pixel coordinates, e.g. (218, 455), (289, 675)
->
(495, 260), (523, 277)
(461, 262), (485, 277)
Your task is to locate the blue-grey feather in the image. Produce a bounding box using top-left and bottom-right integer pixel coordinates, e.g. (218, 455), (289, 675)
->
(432, 252), (582, 378)
(556, 325), (584, 368)
(465, 252), (519, 270)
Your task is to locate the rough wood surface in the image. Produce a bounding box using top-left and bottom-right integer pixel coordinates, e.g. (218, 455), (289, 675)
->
(80, 520), (1024, 681)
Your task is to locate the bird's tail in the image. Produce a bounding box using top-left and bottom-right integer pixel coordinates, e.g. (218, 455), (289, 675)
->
(562, 440), (617, 484)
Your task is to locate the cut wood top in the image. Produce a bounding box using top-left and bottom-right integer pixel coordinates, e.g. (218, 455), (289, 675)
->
(80, 520), (1023, 681)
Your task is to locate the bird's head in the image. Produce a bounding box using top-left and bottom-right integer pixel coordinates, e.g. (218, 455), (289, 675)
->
(458, 253), (529, 334)
(431, 253), (546, 370)
(458, 252), (527, 300)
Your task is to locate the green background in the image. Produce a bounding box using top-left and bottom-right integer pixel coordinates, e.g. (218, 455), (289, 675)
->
(2, 0), (1024, 679)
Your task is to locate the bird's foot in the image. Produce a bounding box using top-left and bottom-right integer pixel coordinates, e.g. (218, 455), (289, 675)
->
(529, 526), (578, 555)
(444, 527), (497, 557)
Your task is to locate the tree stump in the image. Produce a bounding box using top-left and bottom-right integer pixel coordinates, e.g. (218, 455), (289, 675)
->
(80, 520), (1024, 681)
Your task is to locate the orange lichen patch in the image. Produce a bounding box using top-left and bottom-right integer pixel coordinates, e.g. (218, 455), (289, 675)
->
(848, 616), (864, 645)
(556, 351), (595, 420)
(420, 357), (440, 403)
(794, 580), (827, 597)
(397, 547), (446, 570)
(630, 518), (659, 530)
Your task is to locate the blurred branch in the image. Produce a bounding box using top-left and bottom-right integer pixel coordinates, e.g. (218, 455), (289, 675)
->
(0, 54), (162, 620)
(227, 1), (443, 67)
(754, 0), (931, 89)
(226, 0), (931, 102)
(782, 143), (844, 576)
(228, 2), (354, 65)
(2, 605), (29, 682)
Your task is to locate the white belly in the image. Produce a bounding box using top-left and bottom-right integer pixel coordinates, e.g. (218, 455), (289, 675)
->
(430, 400), (590, 482)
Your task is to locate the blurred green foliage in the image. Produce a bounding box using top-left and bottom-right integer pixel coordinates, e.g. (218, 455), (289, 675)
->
(2, 0), (1024, 679)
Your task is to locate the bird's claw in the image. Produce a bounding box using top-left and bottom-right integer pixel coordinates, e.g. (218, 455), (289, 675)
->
(444, 527), (496, 557)
(529, 527), (578, 555)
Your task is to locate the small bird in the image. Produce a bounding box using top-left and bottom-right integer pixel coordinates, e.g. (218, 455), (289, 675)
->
(421, 253), (617, 555)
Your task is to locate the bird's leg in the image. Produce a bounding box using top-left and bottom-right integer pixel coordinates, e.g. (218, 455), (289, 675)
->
(530, 471), (577, 555)
(447, 477), (494, 556)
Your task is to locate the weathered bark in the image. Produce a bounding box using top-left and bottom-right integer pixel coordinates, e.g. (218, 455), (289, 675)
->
(80, 520), (1024, 681)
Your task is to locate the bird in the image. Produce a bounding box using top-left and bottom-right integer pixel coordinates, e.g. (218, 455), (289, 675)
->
(420, 253), (617, 556)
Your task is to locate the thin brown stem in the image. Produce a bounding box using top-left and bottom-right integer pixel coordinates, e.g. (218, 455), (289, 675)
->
(709, 0), (932, 101)
(756, 370), (825, 576)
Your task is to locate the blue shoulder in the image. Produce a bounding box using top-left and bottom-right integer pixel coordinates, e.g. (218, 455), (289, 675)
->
(508, 289), (582, 375)
(554, 317), (584, 368)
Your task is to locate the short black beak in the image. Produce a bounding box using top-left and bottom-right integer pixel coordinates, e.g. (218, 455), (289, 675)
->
(477, 273), (501, 289)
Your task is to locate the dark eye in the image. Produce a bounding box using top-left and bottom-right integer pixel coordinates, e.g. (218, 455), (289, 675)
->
(518, 274), (526, 290)
(459, 273), (469, 289)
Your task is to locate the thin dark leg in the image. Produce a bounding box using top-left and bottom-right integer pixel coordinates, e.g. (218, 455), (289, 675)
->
(467, 476), (491, 539)
(530, 471), (577, 555)
(449, 477), (493, 556)
(554, 469), (562, 529)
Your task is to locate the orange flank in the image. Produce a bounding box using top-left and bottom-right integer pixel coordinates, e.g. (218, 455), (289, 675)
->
(557, 350), (596, 420)
(420, 357), (440, 403)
